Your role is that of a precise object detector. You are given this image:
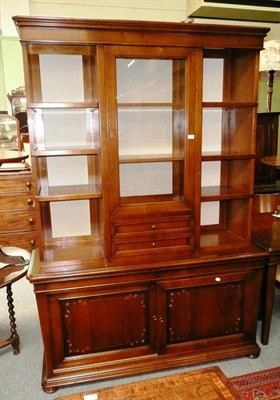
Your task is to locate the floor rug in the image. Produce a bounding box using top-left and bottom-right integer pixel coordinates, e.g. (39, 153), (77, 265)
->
(230, 367), (280, 400)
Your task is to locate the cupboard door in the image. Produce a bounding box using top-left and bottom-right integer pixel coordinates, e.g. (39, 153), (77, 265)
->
(157, 264), (262, 353)
(105, 46), (198, 260)
(44, 282), (157, 369)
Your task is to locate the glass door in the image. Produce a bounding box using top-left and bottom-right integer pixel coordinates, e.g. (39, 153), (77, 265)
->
(105, 46), (195, 212)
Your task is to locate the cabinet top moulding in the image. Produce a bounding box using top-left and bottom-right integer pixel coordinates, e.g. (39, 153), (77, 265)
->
(13, 16), (269, 49)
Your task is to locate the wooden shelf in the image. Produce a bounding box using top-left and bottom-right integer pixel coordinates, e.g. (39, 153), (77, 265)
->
(29, 102), (99, 109)
(32, 148), (101, 156)
(119, 153), (184, 163)
(202, 102), (257, 108)
(202, 152), (254, 161)
(201, 186), (252, 201)
(200, 229), (248, 249)
(37, 184), (102, 201)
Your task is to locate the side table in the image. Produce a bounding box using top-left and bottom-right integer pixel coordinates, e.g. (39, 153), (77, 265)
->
(252, 194), (280, 345)
(0, 247), (30, 354)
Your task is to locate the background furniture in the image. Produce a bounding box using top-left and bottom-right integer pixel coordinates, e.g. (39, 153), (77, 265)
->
(0, 247), (29, 354)
(0, 149), (37, 252)
(7, 87), (29, 144)
(252, 193), (280, 345)
(0, 114), (23, 151)
(14, 16), (268, 393)
(254, 112), (279, 193)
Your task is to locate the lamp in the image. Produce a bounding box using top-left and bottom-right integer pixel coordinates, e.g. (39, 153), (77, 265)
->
(259, 40), (280, 112)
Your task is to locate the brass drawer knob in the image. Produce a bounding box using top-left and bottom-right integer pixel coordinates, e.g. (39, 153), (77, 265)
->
(28, 217), (34, 225)
(27, 198), (33, 205)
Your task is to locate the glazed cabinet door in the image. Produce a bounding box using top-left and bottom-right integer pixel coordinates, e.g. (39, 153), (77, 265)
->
(40, 281), (157, 377)
(156, 262), (262, 355)
(104, 46), (199, 262)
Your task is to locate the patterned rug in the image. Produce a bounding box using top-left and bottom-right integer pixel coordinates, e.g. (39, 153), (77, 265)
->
(230, 367), (280, 399)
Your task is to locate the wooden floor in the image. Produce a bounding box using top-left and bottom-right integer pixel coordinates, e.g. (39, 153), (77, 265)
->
(55, 366), (242, 400)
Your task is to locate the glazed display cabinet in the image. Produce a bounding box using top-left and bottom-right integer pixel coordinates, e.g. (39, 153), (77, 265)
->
(14, 16), (269, 393)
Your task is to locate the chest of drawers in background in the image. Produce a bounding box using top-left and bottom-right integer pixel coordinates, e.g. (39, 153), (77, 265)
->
(0, 169), (37, 252)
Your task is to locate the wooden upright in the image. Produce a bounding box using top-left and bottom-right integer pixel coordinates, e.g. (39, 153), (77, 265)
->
(14, 16), (269, 393)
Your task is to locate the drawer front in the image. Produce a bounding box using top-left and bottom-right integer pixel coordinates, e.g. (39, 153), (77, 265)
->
(0, 210), (36, 232)
(114, 218), (193, 235)
(114, 235), (193, 255)
(0, 174), (33, 194)
(0, 194), (34, 212)
(0, 231), (37, 252)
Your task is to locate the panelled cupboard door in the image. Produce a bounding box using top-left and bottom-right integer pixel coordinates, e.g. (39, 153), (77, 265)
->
(104, 46), (198, 260)
(43, 282), (157, 370)
(156, 264), (262, 354)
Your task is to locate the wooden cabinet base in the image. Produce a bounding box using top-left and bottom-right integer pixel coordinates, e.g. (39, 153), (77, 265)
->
(28, 249), (265, 394)
(42, 342), (259, 394)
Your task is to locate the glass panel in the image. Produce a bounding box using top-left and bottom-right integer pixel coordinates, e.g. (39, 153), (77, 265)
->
(117, 59), (172, 103)
(118, 107), (173, 156)
(116, 58), (185, 200)
(120, 162), (172, 197)
(39, 54), (84, 102)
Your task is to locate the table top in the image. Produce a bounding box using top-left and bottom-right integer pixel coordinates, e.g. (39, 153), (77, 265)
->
(0, 149), (29, 165)
(261, 156), (280, 168)
(0, 247), (30, 288)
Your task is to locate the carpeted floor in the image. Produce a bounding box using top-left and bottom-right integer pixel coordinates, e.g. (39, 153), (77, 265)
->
(230, 366), (280, 400)
(0, 277), (279, 400)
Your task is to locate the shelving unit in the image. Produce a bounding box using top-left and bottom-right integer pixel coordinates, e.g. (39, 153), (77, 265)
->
(14, 16), (269, 393)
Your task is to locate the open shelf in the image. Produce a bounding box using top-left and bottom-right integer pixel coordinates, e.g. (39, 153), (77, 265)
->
(201, 186), (252, 201)
(32, 148), (101, 156)
(200, 229), (248, 250)
(29, 102), (99, 109)
(202, 102), (257, 108)
(119, 154), (184, 163)
(202, 152), (254, 161)
(37, 184), (102, 201)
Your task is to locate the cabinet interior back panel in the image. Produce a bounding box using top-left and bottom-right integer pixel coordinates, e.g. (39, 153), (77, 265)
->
(50, 200), (91, 237)
(39, 55), (84, 102)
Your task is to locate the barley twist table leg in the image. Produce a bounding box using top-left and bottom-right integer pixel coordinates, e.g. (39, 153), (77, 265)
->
(6, 284), (20, 355)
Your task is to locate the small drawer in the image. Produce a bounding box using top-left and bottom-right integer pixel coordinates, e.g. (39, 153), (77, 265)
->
(114, 235), (193, 255)
(0, 210), (36, 232)
(0, 173), (33, 194)
(0, 231), (37, 252)
(114, 218), (193, 235)
(0, 194), (34, 212)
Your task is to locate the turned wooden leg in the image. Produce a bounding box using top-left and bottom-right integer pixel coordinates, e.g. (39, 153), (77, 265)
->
(6, 284), (20, 355)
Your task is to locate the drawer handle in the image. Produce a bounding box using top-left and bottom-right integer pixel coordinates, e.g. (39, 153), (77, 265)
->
(26, 198), (33, 205)
(26, 182), (32, 192)
(152, 242), (156, 247)
(215, 277), (221, 282)
(30, 239), (36, 246)
(28, 218), (34, 225)
(152, 225), (156, 230)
